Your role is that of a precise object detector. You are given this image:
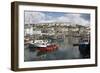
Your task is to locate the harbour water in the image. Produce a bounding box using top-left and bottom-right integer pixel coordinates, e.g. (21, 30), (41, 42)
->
(24, 37), (82, 61)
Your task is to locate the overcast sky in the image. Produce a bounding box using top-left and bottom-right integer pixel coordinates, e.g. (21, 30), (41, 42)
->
(24, 11), (90, 26)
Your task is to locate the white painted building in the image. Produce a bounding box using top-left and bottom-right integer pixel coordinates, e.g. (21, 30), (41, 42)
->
(24, 25), (33, 36)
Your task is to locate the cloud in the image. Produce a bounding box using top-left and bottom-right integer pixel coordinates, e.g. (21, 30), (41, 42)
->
(25, 11), (90, 26)
(25, 11), (46, 24)
(68, 14), (90, 25)
(57, 14), (90, 26)
(57, 16), (70, 22)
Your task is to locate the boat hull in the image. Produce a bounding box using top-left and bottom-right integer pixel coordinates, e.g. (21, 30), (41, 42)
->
(38, 44), (58, 52)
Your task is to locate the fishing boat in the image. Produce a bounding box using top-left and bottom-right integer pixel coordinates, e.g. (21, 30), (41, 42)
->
(29, 40), (59, 52)
(73, 40), (90, 58)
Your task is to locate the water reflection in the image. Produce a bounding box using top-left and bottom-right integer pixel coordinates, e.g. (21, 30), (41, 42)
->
(24, 37), (82, 61)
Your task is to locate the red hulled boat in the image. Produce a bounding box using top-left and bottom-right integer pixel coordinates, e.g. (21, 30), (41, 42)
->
(29, 40), (59, 52)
